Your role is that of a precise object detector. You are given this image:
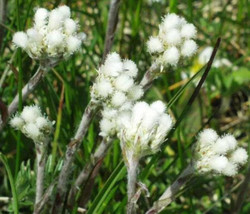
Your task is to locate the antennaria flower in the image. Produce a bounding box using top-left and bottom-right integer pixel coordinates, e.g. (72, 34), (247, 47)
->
(118, 101), (173, 163)
(10, 105), (54, 144)
(12, 5), (85, 67)
(193, 129), (248, 176)
(146, 13), (198, 67)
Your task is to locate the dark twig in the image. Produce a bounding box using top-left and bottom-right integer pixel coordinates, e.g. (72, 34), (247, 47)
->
(102, 0), (122, 63)
(67, 138), (112, 208)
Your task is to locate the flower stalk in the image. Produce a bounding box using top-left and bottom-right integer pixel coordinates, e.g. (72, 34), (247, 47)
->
(146, 164), (194, 214)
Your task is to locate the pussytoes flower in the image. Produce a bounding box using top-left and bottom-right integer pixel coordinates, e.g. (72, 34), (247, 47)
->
(10, 105), (54, 144)
(146, 13), (198, 67)
(12, 5), (85, 67)
(193, 129), (248, 176)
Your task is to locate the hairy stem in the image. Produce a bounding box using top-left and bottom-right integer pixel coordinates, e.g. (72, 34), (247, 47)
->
(52, 102), (98, 213)
(102, 0), (121, 63)
(0, 66), (47, 131)
(34, 143), (47, 213)
(146, 164), (194, 214)
(67, 138), (112, 207)
(127, 160), (138, 214)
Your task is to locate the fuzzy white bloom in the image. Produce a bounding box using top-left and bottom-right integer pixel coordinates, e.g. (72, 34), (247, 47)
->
(146, 13), (198, 68)
(111, 91), (127, 107)
(181, 40), (197, 57)
(91, 52), (143, 110)
(34, 8), (49, 29)
(181, 24), (197, 39)
(118, 101), (172, 161)
(147, 37), (164, 53)
(10, 105), (54, 143)
(114, 75), (134, 92)
(163, 47), (180, 66)
(123, 60), (138, 77)
(12, 5), (84, 64)
(13, 32), (28, 49)
(67, 36), (81, 53)
(193, 129), (248, 177)
(165, 29), (181, 45)
(230, 148), (248, 165)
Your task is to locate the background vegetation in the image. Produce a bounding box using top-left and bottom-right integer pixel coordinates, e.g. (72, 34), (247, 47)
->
(0, 0), (249, 213)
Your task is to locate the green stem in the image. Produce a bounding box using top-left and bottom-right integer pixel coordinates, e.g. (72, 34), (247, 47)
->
(0, 153), (19, 214)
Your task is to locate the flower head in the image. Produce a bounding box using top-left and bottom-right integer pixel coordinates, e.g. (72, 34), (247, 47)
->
(10, 105), (54, 144)
(117, 101), (173, 164)
(91, 52), (143, 108)
(12, 5), (85, 66)
(193, 129), (248, 176)
(146, 13), (198, 68)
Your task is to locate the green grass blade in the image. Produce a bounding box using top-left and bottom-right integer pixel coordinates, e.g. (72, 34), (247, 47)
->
(0, 153), (19, 214)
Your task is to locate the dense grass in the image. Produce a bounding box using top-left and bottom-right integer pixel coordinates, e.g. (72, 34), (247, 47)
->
(0, 0), (249, 213)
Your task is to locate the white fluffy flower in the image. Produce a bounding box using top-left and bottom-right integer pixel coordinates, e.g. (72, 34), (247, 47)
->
(34, 8), (49, 29)
(209, 156), (228, 173)
(10, 105), (54, 143)
(147, 37), (164, 53)
(21, 106), (42, 123)
(115, 75), (134, 92)
(10, 116), (24, 129)
(163, 47), (180, 66)
(67, 36), (81, 53)
(165, 29), (181, 45)
(123, 60), (138, 77)
(150, 100), (166, 114)
(64, 18), (77, 35)
(127, 85), (143, 101)
(12, 5), (83, 62)
(111, 91), (127, 107)
(91, 52), (143, 109)
(95, 78), (113, 98)
(147, 13), (198, 68)
(181, 40), (197, 57)
(194, 129), (248, 177)
(199, 129), (218, 145)
(13, 32), (28, 49)
(230, 148), (248, 165)
(181, 23), (197, 39)
(118, 101), (172, 160)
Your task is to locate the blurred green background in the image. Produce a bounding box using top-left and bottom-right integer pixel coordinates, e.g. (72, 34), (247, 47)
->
(0, 0), (249, 213)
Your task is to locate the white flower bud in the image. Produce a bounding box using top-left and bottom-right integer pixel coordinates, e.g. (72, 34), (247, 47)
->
(209, 155), (228, 173)
(222, 162), (238, 177)
(165, 29), (181, 45)
(10, 116), (24, 129)
(67, 36), (81, 53)
(147, 37), (164, 53)
(230, 148), (248, 165)
(114, 74), (134, 92)
(150, 101), (166, 114)
(58, 5), (71, 19)
(181, 40), (197, 57)
(48, 9), (64, 30)
(64, 18), (77, 35)
(24, 123), (41, 139)
(13, 32), (28, 49)
(123, 60), (138, 77)
(21, 106), (42, 123)
(34, 8), (49, 29)
(162, 13), (181, 31)
(47, 30), (64, 47)
(127, 85), (143, 101)
(95, 78), (113, 98)
(111, 91), (127, 107)
(163, 47), (180, 66)
(199, 129), (218, 145)
(181, 23), (197, 39)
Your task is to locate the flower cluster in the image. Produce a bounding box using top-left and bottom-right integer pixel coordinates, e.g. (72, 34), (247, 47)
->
(12, 5), (85, 64)
(91, 53), (144, 138)
(193, 129), (248, 176)
(10, 105), (54, 143)
(147, 13), (198, 67)
(117, 101), (173, 164)
(91, 52), (143, 107)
